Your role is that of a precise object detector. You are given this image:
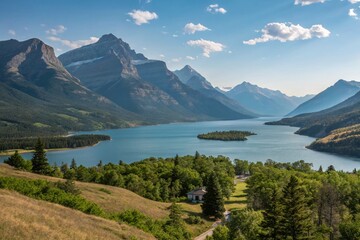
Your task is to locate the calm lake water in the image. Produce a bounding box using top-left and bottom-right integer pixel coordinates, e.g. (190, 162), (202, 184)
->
(2, 118), (359, 171)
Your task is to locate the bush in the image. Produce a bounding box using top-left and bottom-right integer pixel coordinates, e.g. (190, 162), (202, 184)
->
(0, 177), (104, 217)
(186, 215), (204, 224)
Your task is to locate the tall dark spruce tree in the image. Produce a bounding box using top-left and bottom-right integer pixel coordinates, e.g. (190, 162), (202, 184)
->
(201, 172), (225, 219)
(261, 187), (283, 240)
(31, 138), (51, 175)
(280, 175), (312, 240)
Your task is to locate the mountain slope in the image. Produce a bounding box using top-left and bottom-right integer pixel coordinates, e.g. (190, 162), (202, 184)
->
(0, 38), (139, 138)
(307, 124), (360, 157)
(0, 189), (154, 240)
(225, 82), (312, 116)
(288, 79), (360, 116)
(174, 65), (256, 116)
(59, 34), (252, 122)
(267, 90), (360, 138)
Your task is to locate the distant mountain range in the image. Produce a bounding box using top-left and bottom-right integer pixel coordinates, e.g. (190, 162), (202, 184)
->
(59, 34), (252, 123)
(173, 65), (256, 116)
(224, 82), (313, 116)
(288, 79), (360, 116)
(0, 38), (138, 138)
(2, 33), (359, 153)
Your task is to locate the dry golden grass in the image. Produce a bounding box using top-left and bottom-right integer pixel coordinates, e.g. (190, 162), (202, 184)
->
(0, 189), (155, 240)
(0, 164), (169, 219)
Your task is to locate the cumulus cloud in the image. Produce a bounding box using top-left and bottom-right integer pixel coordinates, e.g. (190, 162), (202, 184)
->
(46, 25), (67, 35)
(349, 8), (359, 19)
(243, 22), (331, 45)
(294, 0), (325, 6)
(207, 4), (227, 14)
(48, 36), (99, 49)
(184, 23), (211, 34)
(186, 56), (195, 60)
(349, 0), (360, 3)
(187, 39), (225, 57)
(8, 30), (16, 36)
(128, 10), (158, 25)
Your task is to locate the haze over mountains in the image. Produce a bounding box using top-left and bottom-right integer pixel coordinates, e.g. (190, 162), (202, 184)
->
(288, 79), (360, 116)
(224, 82), (313, 116)
(1, 33), (360, 142)
(59, 34), (252, 123)
(173, 65), (256, 116)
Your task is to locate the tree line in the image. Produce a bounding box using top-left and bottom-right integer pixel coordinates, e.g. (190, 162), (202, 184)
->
(0, 134), (110, 151)
(210, 159), (360, 240)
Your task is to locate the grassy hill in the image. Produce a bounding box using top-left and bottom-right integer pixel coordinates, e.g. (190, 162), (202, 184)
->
(0, 164), (169, 219)
(0, 163), (247, 238)
(307, 124), (360, 157)
(0, 189), (154, 240)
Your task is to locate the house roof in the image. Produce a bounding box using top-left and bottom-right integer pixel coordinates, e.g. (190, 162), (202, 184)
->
(187, 188), (207, 195)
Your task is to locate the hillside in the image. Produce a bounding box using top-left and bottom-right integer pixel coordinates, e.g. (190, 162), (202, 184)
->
(0, 38), (140, 138)
(288, 79), (360, 116)
(307, 124), (360, 158)
(0, 164), (169, 219)
(59, 34), (252, 122)
(225, 82), (312, 116)
(267, 91), (360, 138)
(0, 189), (154, 240)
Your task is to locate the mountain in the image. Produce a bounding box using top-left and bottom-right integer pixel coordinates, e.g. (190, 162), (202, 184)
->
(288, 79), (360, 116)
(173, 65), (255, 116)
(59, 34), (252, 122)
(267, 90), (360, 138)
(267, 91), (360, 157)
(225, 82), (312, 116)
(0, 38), (138, 138)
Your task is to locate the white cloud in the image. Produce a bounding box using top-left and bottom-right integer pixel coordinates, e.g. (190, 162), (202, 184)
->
(46, 25), (67, 35)
(187, 39), (225, 57)
(159, 54), (165, 58)
(184, 23), (211, 34)
(48, 36), (99, 49)
(294, 0), (325, 6)
(171, 57), (182, 62)
(128, 10), (158, 25)
(8, 30), (16, 36)
(172, 34), (178, 38)
(349, 0), (360, 3)
(207, 4), (227, 14)
(186, 56), (195, 60)
(243, 22), (330, 45)
(349, 8), (359, 19)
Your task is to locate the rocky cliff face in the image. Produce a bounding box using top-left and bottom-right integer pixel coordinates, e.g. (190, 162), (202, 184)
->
(59, 34), (252, 122)
(0, 38), (139, 137)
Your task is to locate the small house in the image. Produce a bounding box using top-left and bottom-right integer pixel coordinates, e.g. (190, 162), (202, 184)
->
(187, 188), (207, 203)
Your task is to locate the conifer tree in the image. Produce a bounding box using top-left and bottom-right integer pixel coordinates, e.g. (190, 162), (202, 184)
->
(202, 172), (225, 219)
(5, 150), (31, 170)
(261, 187), (283, 240)
(31, 138), (51, 175)
(168, 202), (183, 226)
(70, 158), (77, 169)
(279, 175), (312, 240)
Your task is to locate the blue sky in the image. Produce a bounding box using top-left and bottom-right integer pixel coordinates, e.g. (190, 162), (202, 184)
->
(1, 0), (360, 96)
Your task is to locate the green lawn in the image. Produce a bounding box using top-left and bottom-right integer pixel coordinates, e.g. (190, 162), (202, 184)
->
(225, 180), (247, 211)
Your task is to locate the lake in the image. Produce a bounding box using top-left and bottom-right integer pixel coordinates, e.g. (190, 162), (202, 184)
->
(2, 118), (359, 171)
